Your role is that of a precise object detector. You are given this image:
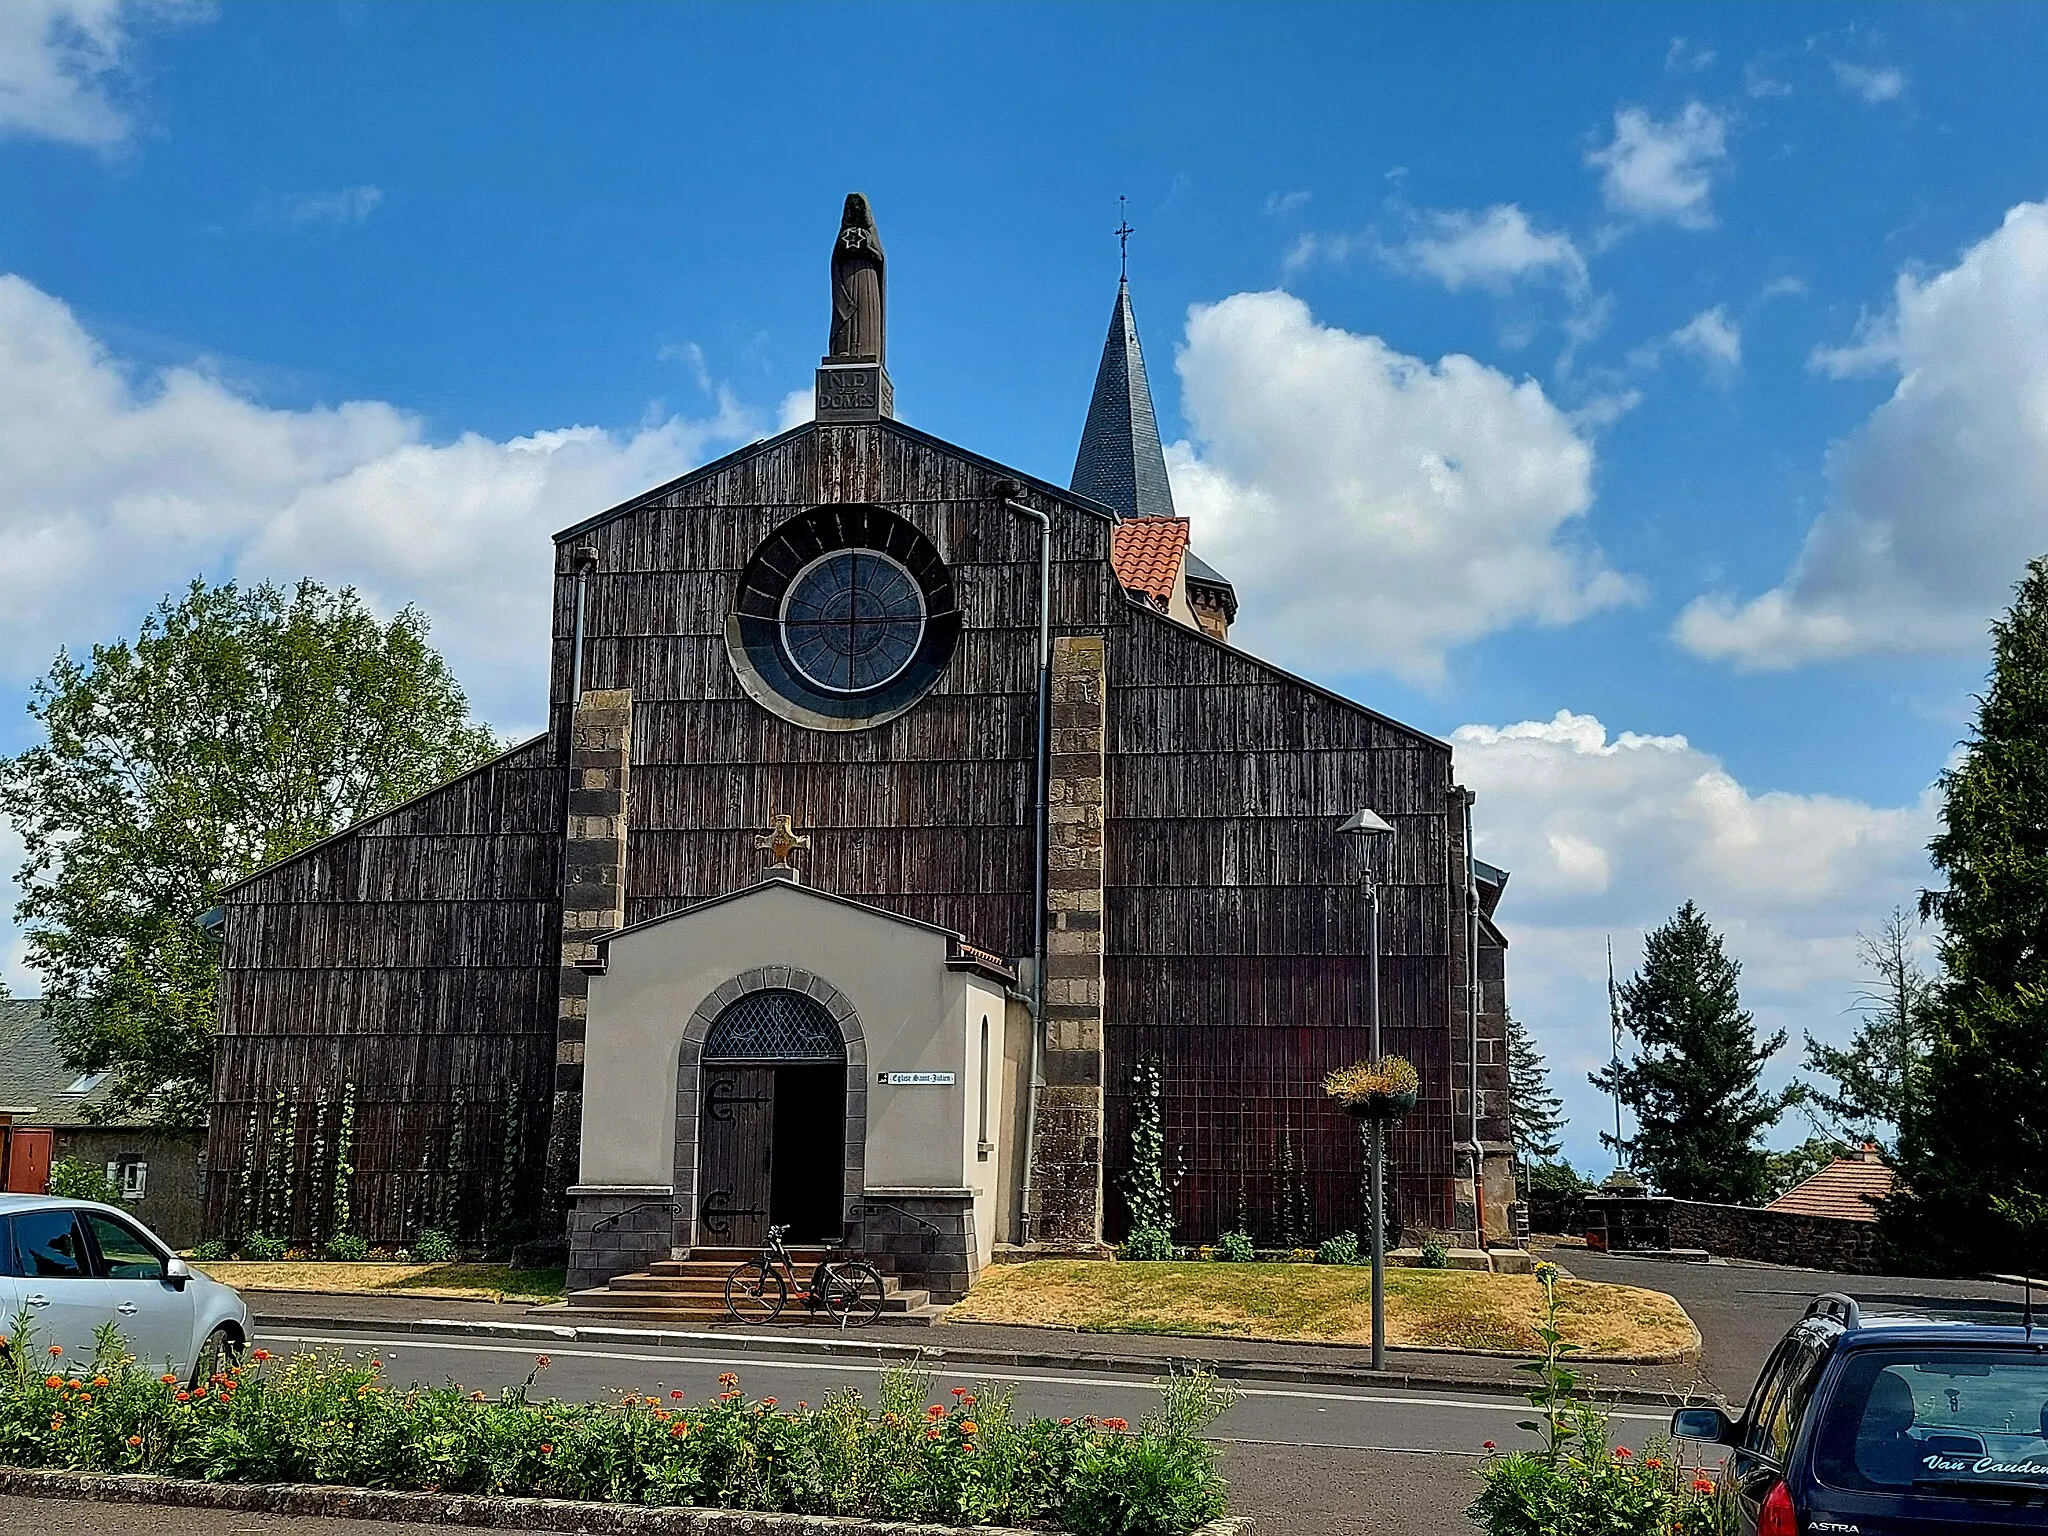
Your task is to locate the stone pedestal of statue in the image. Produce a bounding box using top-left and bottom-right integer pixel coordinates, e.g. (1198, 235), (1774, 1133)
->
(814, 361), (894, 423)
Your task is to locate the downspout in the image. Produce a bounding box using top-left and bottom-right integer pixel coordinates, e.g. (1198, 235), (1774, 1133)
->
(999, 483), (1053, 1246)
(1463, 790), (1486, 1246)
(546, 544), (600, 1239)
(567, 545), (599, 717)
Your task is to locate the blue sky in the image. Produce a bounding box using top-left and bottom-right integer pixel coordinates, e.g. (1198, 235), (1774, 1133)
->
(6, 2), (2048, 1169)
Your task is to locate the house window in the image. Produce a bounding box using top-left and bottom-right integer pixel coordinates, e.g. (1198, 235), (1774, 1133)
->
(108, 1159), (147, 1201)
(977, 1015), (992, 1159)
(61, 1072), (108, 1096)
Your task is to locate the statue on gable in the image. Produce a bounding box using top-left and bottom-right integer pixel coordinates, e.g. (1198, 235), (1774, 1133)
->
(827, 193), (886, 365)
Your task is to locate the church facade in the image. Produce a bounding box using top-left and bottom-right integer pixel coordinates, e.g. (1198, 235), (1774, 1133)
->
(205, 196), (1515, 1300)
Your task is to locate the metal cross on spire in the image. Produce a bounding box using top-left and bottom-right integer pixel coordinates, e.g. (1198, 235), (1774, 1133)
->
(1116, 195), (1134, 283)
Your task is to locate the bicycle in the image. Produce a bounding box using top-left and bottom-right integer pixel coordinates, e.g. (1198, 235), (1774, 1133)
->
(723, 1223), (886, 1327)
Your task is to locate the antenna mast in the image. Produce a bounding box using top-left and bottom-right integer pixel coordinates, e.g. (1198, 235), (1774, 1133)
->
(1608, 936), (1626, 1170)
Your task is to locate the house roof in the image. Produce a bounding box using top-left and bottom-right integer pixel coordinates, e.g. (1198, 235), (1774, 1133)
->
(0, 1000), (120, 1128)
(1766, 1147), (1896, 1222)
(1110, 516), (1190, 609)
(1071, 278), (1178, 521)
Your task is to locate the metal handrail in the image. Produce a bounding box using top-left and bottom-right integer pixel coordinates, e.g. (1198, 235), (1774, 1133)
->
(848, 1198), (943, 1237)
(589, 1199), (677, 1235)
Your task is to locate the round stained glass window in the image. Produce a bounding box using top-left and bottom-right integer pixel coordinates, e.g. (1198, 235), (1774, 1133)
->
(779, 550), (926, 694)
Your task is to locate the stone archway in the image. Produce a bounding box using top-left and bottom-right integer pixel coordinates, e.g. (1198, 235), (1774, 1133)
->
(672, 966), (866, 1252)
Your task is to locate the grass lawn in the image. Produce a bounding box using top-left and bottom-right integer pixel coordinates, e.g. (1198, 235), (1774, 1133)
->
(192, 1261), (566, 1303)
(947, 1260), (1698, 1359)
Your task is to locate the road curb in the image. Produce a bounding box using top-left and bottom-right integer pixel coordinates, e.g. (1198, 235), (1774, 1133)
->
(251, 1310), (1717, 1409)
(0, 1467), (1254, 1535)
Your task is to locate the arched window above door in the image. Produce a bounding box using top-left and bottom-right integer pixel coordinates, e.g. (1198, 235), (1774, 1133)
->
(701, 988), (846, 1063)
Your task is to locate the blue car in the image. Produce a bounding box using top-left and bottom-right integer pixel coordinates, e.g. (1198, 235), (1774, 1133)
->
(1673, 1292), (2048, 1533)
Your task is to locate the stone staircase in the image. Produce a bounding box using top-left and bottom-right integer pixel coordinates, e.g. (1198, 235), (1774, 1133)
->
(557, 1247), (944, 1325)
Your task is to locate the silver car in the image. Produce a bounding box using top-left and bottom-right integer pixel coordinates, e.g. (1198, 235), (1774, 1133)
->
(0, 1194), (250, 1385)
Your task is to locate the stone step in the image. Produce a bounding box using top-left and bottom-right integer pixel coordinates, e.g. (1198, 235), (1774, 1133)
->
(561, 1287), (934, 1319)
(567, 1279), (930, 1312)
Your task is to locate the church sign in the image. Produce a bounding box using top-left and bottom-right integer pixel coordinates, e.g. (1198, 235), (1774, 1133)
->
(880, 1071), (956, 1086)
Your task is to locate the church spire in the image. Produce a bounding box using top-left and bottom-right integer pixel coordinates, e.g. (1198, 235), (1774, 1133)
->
(1071, 216), (1177, 521)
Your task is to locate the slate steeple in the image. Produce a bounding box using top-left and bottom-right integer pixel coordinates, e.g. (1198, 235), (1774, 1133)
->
(1070, 274), (1178, 521)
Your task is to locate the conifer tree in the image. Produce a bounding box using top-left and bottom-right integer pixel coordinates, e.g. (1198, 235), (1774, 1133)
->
(1507, 1012), (1565, 1165)
(1801, 907), (1931, 1154)
(1590, 902), (1793, 1203)
(1885, 558), (2048, 1274)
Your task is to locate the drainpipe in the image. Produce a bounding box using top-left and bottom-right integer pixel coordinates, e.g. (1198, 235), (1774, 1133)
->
(1463, 790), (1487, 1246)
(567, 545), (600, 721)
(998, 483), (1053, 1247)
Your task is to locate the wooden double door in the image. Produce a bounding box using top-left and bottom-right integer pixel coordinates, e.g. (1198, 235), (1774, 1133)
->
(697, 1063), (847, 1247)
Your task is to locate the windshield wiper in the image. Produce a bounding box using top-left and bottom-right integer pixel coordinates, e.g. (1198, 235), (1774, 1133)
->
(1913, 1476), (2048, 1502)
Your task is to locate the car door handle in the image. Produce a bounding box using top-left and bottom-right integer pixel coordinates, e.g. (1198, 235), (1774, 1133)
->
(116, 1302), (139, 1316)
(23, 1295), (48, 1308)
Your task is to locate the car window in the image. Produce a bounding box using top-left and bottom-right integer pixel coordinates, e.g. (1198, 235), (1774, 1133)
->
(1814, 1348), (2048, 1497)
(1771, 1337), (1829, 1461)
(11, 1210), (89, 1278)
(1743, 1339), (1801, 1458)
(82, 1212), (162, 1280)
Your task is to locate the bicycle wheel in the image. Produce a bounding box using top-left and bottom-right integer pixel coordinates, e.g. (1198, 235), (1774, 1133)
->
(817, 1260), (886, 1327)
(724, 1259), (787, 1324)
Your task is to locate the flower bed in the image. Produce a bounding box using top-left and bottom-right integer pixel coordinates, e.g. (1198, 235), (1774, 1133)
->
(0, 1321), (1229, 1535)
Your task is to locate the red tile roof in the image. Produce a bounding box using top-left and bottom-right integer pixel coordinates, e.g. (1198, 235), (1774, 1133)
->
(1110, 516), (1189, 610)
(1766, 1149), (1895, 1222)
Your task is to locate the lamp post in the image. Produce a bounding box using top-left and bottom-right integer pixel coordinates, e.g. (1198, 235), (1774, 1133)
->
(1337, 808), (1395, 1370)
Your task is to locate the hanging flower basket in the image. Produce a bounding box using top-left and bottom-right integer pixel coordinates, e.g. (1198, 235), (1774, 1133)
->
(1323, 1056), (1421, 1121)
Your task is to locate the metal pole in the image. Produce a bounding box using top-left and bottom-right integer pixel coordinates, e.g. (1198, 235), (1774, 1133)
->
(1367, 871), (1385, 1372)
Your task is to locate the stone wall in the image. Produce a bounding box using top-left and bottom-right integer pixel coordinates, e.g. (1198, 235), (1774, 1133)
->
(1030, 635), (1108, 1249)
(1585, 1194), (1883, 1274)
(544, 689), (634, 1242)
(566, 1185), (674, 1293)
(858, 1190), (979, 1303)
(55, 1128), (204, 1249)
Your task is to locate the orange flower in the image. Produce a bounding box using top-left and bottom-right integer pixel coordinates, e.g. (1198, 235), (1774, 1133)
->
(48, 1415), (62, 1430)
(762, 1396), (776, 1408)
(75, 1393), (91, 1405)
(1614, 1446), (1632, 1459)
(1692, 1478), (1716, 1495)
(1482, 1441), (1496, 1452)
(1103, 1418), (1129, 1433)
(961, 1421), (979, 1435)
(797, 1402), (807, 1411)
(927, 1403), (946, 1420)
(43, 1375), (61, 1390)
(127, 1436), (142, 1448)
(952, 1387), (966, 1397)
(1059, 1417), (1073, 1426)
(160, 1374), (177, 1385)
(670, 1422), (689, 1438)
(92, 1376), (108, 1387)
(927, 1426), (941, 1440)
(47, 1344), (61, 1356)
(962, 1394), (977, 1407)
(670, 1390), (685, 1400)
(536, 1355), (552, 1369)
(176, 1391), (191, 1403)
(1648, 1458), (1664, 1469)
(470, 1391), (486, 1402)
(251, 1349), (272, 1363)
(540, 1443), (554, 1455)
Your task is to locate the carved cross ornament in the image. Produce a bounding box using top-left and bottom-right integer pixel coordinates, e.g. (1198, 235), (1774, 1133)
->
(755, 812), (811, 870)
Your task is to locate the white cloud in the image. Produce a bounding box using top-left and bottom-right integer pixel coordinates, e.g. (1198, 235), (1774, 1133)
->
(0, 272), (763, 725)
(1456, 709), (1936, 1164)
(1265, 189), (1311, 215)
(280, 184), (383, 230)
(1397, 204), (1588, 296)
(1678, 201), (2048, 669)
(1833, 59), (1906, 104)
(1670, 304), (1741, 369)
(1166, 290), (1638, 684)
(776, 388), (813, 433)
(1665, 37), (1717, 73)
(0, 0), (197, 147)
(1586, 102), (1730, 230)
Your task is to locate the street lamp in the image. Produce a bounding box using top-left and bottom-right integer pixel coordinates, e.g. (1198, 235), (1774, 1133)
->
(1337, 807), (1395, 1370)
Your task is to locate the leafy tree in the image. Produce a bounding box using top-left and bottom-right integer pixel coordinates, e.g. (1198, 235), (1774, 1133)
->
(0, 580), (499, 1129)
(1589, 902), (1794, 1203)
(1800, 907), (1931, 1154)
(1507, 1011), (1565, 1165)
(1885, 558), (2048, 1274)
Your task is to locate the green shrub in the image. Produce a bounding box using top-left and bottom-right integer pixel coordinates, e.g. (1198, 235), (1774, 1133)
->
(327, 1233), (370, 1262)
(239, 1233), (287, 1261)
(1315, 1231), (1361, 1266)
(1212, 1231), (1255, 1263)
(0, 1315), (1229, 1534)
(412, 1227), (455, 1263)
(189, 1240), (230, 1263)
(1120, 1226), (1174, 1262)
(46, 1157), (123, 1206)
(1418, 1237), (1451, 1269)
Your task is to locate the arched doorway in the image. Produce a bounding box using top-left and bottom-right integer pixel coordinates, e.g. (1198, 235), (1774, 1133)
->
(696, 987), (848, 1247)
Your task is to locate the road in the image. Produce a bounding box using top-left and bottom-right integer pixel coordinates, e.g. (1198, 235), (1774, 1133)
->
(0, 1321), (1693, 1536)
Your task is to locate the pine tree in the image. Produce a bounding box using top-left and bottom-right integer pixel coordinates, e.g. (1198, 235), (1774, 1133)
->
(1801, 907), (1931, 1154)
(1589, 902), (1793, 1203)
(1507, 1012), (1565, 1165)
(1884, 558), (2048, 1274)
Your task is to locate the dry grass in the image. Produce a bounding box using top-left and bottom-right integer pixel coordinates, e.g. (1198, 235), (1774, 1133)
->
(193, 1261), (566, 1303)
(947, 1260), (1698, 1359)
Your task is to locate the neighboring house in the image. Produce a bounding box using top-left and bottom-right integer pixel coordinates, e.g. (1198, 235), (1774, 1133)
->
(0, 999), (205, 1247)
(1767, 1143), (1896, 1223)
